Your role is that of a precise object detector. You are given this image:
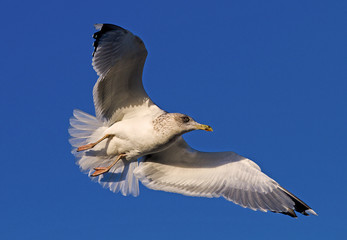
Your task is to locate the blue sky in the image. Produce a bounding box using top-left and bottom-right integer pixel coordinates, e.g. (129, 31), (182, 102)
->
(1, 0), (346, 239)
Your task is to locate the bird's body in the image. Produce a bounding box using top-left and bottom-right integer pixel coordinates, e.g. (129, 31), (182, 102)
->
(69, 23), (317, 218)
(100, 101), (164, 159)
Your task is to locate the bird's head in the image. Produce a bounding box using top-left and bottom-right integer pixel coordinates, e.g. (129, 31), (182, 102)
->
(154, 113), (213, 137)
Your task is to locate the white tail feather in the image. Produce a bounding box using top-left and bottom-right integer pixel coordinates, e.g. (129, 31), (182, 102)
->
(69, 109), (139, 196)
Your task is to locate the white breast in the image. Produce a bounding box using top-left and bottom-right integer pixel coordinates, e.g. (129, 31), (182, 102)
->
(103, 113), (163, 159)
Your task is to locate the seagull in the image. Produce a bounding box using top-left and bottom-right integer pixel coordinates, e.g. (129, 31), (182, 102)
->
(69, 23), (317, 218)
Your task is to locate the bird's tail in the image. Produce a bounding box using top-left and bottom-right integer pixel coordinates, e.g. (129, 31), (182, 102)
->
(68, 109), (139, 196)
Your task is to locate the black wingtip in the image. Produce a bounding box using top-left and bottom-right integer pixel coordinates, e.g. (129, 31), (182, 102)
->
(92, 23), (127, 56)
(272, 208), (297, 218)
(279, 186), (317, 216)
(281, 209), (297, 218)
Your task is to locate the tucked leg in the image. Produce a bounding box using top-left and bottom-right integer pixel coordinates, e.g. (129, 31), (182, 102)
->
(91, 154), (126, 177)
(77, 134), (114, 152)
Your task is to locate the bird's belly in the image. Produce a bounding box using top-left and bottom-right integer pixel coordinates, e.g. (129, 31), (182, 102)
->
(105, 136), (149, 158)
(103, 117), (163, 159)
(104, 132), (180, 160)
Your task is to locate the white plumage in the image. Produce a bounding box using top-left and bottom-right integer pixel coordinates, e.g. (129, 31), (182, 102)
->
(69, 23), (317, 218)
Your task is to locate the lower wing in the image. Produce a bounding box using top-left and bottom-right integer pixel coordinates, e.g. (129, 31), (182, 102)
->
(134, 137), (317, 217)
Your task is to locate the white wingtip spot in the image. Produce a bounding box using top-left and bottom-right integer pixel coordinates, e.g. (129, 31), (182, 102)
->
(306, 209), (318, 216)
(94, 24), (103, 30)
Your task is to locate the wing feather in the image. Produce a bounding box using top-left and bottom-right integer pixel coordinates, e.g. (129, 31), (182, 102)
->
(91, 24), (155, 123)
(134, 138), (317, 217)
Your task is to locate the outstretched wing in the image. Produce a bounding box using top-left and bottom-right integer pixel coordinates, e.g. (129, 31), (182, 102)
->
(134, 138), (317, 217)
(92, 24), (156, 123)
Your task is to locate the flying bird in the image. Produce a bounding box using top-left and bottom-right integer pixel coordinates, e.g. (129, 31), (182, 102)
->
(69, 23), (317, 218)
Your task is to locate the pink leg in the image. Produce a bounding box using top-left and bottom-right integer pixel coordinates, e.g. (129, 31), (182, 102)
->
(91, 154), (126, 177)
(77, 134), (114, 152)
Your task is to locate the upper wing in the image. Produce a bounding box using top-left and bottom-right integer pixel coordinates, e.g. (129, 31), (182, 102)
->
(134, 138), (317, 217)
(92, 24), (154, 123)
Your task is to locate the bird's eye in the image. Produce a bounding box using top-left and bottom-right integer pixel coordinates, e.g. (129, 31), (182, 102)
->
(181, 116), (190, 123)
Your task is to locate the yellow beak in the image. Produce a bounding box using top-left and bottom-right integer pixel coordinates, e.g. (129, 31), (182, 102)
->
(196, 124), (213, 132)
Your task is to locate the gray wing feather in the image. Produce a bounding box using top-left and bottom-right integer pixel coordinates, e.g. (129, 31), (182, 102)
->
(134, 137), (317, 217)
(92, 24), (151, 123)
